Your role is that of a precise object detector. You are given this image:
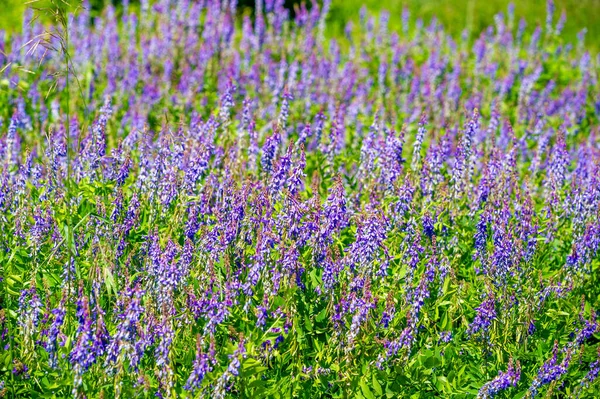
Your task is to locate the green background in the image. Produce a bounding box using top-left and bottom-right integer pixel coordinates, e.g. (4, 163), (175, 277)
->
(329, 0), (600, 49)
(1, 0), (599, 50)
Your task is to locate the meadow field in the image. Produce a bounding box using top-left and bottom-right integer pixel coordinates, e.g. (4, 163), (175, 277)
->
(0, 0), (599, 398)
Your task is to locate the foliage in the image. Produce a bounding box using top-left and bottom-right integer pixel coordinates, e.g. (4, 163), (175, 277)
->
(0, 0), (599, 398)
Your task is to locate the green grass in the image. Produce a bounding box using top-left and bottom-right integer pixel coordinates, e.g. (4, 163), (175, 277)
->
(0, 0), (27, 33)
(1, 0), (599, 51)
(329, 0), (600, 51)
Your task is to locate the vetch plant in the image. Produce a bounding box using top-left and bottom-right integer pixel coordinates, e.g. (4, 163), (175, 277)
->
(0, 0), (598, 397)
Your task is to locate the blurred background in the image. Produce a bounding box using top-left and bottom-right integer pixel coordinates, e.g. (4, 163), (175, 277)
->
(1, 0), (599, 50)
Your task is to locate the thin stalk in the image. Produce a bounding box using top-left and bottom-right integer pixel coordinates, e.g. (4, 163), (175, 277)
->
(58, 1), (75, 356)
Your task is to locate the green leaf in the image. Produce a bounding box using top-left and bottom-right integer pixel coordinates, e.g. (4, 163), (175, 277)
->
(372, 376), (383, 396)
(316, 307), (328, 323)
(243, 357), (268, 374)
(360, 380), (375, 399)
(305, 314), (313, 332)
(103, 265), (116, 298)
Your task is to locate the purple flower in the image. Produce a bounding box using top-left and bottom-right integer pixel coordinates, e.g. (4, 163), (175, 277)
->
(286, 146), (306, 196)
(380, 293), (396, 328)
(346, 212), (386, 272)
(185, 336), (213, 392)
(381, 127), (405, 188)
(5, 112), (21, 168)
(46, 293), (66, 368)
(105, 284), (149, 371)
(261, 132), (281, 175)
(529, 342), (571, 397)
(422, 213), (435, 239)
(29, 206), (53, 246)
(546, 128), (569, 190)
(324, 176), (348, 232)
(572, 310), (598, 347)
(70, 286), (98, 394)
(17, 287), (43, 356)
(528, 320), (536, 336)
(392, 178), (415, 222)
(297, 123), (311, 146)
(116, 157), (131, 186)
(467, 292), (496, 338)
(581, 350), (600, 389)
(213, 338), (246, 399)
(90, 96), (112, 167)
(477, 359), (521, 399)
(411, 113), (427, 170)
(546, 0), (555, 34)
(274, 335), (284, 349)
(256, 296), (269, 328)
(439, 331), (453, 343)
(219, 82), (236, 125)
(358, 116), (381, 180)
(277, 91), (293, 130)
(269, 147), (292, 197)
(474, 211), (489, 255)
(155, 315), (175, 394)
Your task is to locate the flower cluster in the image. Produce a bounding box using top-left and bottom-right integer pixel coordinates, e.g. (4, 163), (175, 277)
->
(0, 0), (599, 398)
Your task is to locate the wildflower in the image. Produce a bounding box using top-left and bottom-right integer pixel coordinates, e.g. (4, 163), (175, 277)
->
(213, 338), (246, 399)
(411, 113), (427, 170)
(477, 359), (521, 399)
(580, 349), (600, 389)
(261, 132), (281, 175)
(467, 292), (496, 338)
(529, 341), (572, 397)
